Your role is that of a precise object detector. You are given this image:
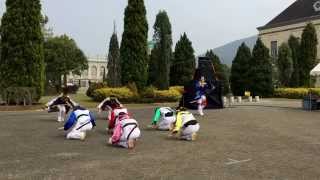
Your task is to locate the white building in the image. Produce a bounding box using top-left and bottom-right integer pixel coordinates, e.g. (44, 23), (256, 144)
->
(67, 56), (108, 87)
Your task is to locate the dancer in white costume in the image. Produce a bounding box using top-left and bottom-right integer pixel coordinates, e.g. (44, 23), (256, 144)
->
(108, 112), (141, 149)
(60, 106), (96, 140)
(170, 107), (200, 141)
(46, 89), (77, 122)
(97, 97), (128, 134)
(149, 107), (176, 131)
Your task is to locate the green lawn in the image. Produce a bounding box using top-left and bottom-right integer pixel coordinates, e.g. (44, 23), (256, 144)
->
(40, 93), (178, 109)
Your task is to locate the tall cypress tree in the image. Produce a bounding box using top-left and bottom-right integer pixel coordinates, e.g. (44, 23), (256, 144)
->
(277, 43), (293, 87)
(120, 0), (148, 90)
(300, 23), (318, 87)
(148, 10), (172, 90)
(170, 33), (195, 86)
(249, 38), (273, 97)
(288, 35), (300, 87)
(0, 0), (45, 100)
(107, 32), (121, 87)
(230, 43), (252, 96)
(205, 50), (230, 95)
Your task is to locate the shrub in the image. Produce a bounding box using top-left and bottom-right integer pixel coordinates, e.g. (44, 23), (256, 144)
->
(140, 86), (157, 98)
(92, 87), (136, 102)
(153, 87), (182, 102)
(86, 82), (107, 98)
(274, 88), (320, 99)
(1, 87), (37, 105)
(91, 86), (183, 103)
(66, 84), (79, 94)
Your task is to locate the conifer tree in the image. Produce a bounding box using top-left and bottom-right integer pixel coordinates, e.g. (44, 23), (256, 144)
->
(288, 35), (300, 87)
(170, 33), (195, 86)
(230, 43), (252, 96)
(300, 23), (318, 87)
(120, 0), (148, 90)
(107, 32), (121, 87)
(148, 10), (172, 90)
(248, 38), (273, 96)
(277, 43), (293, 87)
(0, 0), (45, 100)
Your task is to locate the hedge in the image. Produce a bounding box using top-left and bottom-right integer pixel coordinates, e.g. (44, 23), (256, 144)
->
(86, 82), (107, 98)
(274, 88), (320, 99)
(91, 86), (183, 103)
(1, 87), (37, 105)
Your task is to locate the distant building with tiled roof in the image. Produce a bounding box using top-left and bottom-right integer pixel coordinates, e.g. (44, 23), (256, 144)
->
(258, 0), (320, 59)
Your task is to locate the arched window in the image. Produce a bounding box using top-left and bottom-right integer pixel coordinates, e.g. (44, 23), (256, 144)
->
(100, 66), (106, 77)
(83, 70), (88, 77)
(91, 66), (97, 78)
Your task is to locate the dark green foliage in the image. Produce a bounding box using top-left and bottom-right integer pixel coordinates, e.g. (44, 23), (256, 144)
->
(0, 0), (45, 101)
(300, 23), (318, 87)
(170, 33), (195, 86)
(205, 50), (230, 95)
(148, 48), (158, 85)
(248, 38), (273, 97)
(278, 43), (293, 87)
(148, 11), (172, 90)
(120, 0), (149, 90)
(86, 82), (107, 98)
(288, 35), (301, 87)
(107, 33), (121, 87)
(1, 87), (37, 105)
(44, 35), (88, 89)
(230, 43), (252, 96)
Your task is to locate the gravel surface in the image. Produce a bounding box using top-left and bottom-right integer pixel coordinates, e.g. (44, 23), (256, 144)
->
(1, 99), (320, 180)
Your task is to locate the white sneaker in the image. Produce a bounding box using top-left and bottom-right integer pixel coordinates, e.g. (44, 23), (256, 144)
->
(80, 133), (86, 141)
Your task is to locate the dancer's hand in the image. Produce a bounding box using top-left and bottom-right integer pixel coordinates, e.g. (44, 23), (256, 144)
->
(57, 127), (64, 130)
(108, 138), (112, 144)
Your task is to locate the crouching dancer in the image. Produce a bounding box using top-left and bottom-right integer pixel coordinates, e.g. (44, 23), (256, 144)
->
(46, 89), (77, 122)
(170, 107), (200, 141)
(97, 97), (128, 134)
(149, 107), (176, 131)
(60, 106), (96, 140)
(108, 112), (141, 149)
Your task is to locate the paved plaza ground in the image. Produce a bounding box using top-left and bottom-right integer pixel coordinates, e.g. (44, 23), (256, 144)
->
(1, 99), (320, 180)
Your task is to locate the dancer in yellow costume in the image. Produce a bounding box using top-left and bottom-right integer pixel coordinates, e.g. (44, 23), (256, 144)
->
(170, 107), (200, 141)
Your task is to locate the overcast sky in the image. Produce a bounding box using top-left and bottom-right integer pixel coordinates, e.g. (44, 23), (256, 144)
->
(0, 0), (296, 57)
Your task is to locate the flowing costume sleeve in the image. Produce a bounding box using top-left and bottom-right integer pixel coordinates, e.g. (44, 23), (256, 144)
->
(111, 123), (122, 144)
(89, 112), (96, 127)
(108, 110), (116, 129)
(152, 108), (161, 125)
(64, 112), (76, 130)
(173, 112), (183, 132)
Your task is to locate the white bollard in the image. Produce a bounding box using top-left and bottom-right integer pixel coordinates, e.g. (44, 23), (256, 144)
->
(223, 96), (227, 106)
(255, 96), (260, 102)
(248, 96), (253, 102)
(230, 96), (235, 104)
(237, 96), (242, 103)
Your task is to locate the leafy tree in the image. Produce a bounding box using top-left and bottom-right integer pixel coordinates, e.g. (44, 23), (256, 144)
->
(120, 0), (148, 90)
(205, 50), (230, 95)
(277, 43), (293, 87)
(0, 0), (45, 100)
(300, 23), (318, 87)
(248, 38), (273, 97)
(170, 33), (195, 86)
(44, 35), (88, 90)
(288, 35), (300, 87)
(148, 10), (172, 90)
(230, 43), (252, 96)
(107, 32), (121, 87)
